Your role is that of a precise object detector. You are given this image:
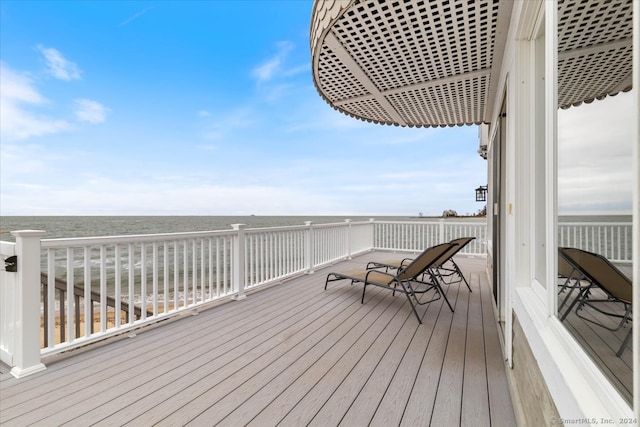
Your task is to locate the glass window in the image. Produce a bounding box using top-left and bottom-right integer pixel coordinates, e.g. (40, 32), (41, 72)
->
(555, 0), (634, 402)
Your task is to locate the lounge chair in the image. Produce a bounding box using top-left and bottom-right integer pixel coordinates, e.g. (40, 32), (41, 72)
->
(559, 247), (633, 357)
(324, 243), (455, 323)
(366, 237), (476, 292)
(557, 248), (589, 314)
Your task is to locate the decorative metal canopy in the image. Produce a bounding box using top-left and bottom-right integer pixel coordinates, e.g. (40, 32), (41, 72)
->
(310, 0), (634, 127)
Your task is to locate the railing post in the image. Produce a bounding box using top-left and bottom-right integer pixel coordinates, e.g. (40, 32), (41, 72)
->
(231, 224), (247, 301)
(10, 230), (47, 378)
(304, 221), (314, 274)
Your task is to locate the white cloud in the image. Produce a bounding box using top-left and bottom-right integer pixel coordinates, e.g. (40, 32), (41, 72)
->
(558, 91), (634, 212)
(74, 99), (110, 124)
(201, 108), (255, 141)
(252, 58), (280, 82)
(0, 64), (71, 140)
(251, 41), (294, 82)
(38, 45), (82, 80)
(0, 65), (44, 104)
(119, 6), (155, 27)
(283, 64), (310, 77)
(0, 143), (48, 177)
(0, 176), (344, 215)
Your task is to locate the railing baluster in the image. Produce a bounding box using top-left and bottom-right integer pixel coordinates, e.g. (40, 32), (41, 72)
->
(66, 248), (74, 342)
(216, 238), (221, 296)
(261, 233), (266, 282)
(152, 242), (159, 316)
(223, 237), (228, 294)
(47, 249), (55, 347)
(100, 245), (107, 332)
(183, 241), (188, 307)
(128, 243), (134, 324)
(115, 244), (122, 328)
(163, 242), (169, 314)
(208, 238), (213, 299)
(173, 241), (178, 310)
(192, 239), (197, 305)
(141, 243), (147, 320)
(200, 240), (205, 301)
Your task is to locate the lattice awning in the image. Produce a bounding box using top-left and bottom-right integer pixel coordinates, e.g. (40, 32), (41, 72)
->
(558, 0), (633, 109)
(310, 0), (634, 127)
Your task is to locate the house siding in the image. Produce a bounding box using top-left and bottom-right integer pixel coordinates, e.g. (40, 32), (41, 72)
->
(511, 313), (562, 426)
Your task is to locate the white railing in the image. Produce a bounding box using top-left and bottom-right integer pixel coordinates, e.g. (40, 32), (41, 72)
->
(373, 219), (488, 255)
(558, 222), (633, 263)
(0, 240), (17, 370)
(0, 231), (47, 378)
(39, 229), (238, 354)
(0, 220), (373, 375)
(1, 217), (633, 377)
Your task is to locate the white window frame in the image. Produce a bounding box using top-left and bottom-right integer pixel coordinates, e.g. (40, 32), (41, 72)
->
(511, 0), (637, 419)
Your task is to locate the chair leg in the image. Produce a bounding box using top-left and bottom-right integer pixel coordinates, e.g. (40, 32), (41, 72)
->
(324, 273), (345, 290)
(616, 328), (632, 357)
(428, 270), (454, 312)
(452, 261), (472, 292)
(557, 275), (572, 294)
(438, 283), (454, 312)
(560, 284), (592, 321)
(399, 282), (422, 324)
(361, 283), (368, 304)
(558, 284), (577, 311)
(616, 304), (632, 330)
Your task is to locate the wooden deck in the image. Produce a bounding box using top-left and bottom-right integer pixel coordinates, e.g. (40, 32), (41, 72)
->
(0, 252), (516, 426)
(558, 265), (633, 405)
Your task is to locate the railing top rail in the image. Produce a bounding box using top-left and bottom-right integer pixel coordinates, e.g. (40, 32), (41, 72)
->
(1, 220), (377, 250)
(1, 241), (16, 256)
(245, 224), (310, 234)
(4, 219), (628, 250)
(240, 220), (372, 235)
(558, 222), (632, 226)
(312, 220), (370, 229)
(40, 229), (236, 249)
(373, 219), (488, 225)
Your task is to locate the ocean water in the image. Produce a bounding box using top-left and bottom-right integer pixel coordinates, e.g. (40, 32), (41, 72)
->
(0, 215), (487, 242)
(0, 214), (629, 243)
(558, 214), (632, 223)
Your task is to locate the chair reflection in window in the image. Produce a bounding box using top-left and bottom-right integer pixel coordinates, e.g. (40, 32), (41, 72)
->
(558, 247), (632, 357)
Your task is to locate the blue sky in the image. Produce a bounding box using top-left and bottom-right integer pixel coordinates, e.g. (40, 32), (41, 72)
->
(0, 1), (632, 216)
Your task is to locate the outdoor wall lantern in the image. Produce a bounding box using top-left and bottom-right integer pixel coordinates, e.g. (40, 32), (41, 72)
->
(475, 185), (488, 202)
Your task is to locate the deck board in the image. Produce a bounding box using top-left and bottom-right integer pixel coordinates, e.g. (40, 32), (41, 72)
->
(429, 277), (469, 427)
(207, 290), (399, 427)
(96, 286), (364, 425)
(368, 286), (448, 427)
(239, 296), (401, 425)
(461, 273), (491, 427)
(275, 295), (410, 427)
(479, 265), (517, 427)
(120, 282), (378, 425)
(400, 279), (462, 427)
(0, 252), (516, 426)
